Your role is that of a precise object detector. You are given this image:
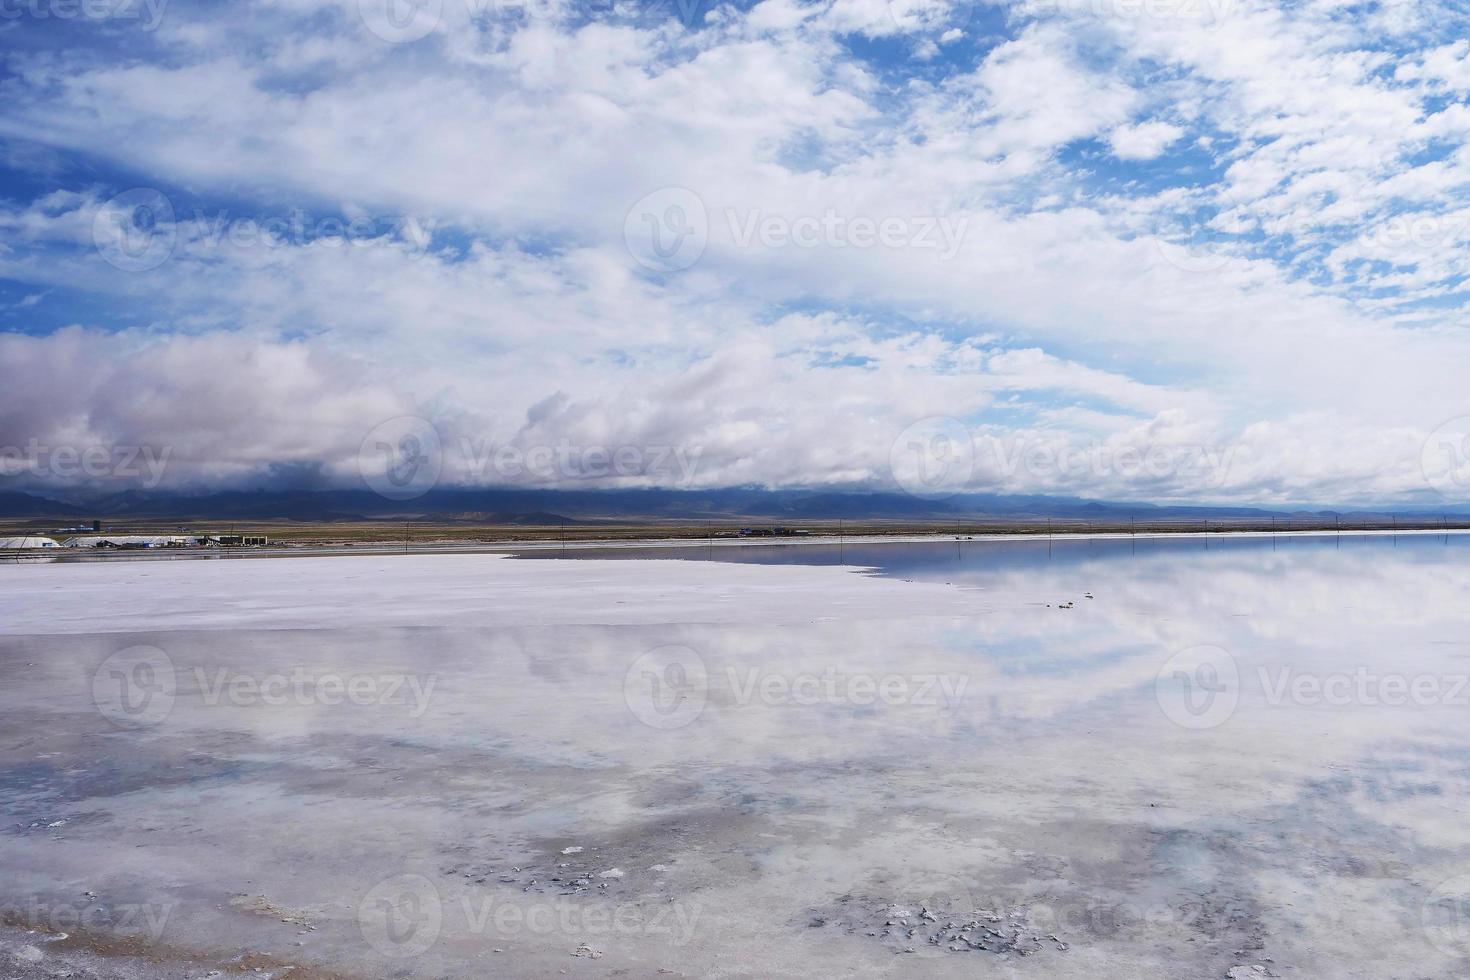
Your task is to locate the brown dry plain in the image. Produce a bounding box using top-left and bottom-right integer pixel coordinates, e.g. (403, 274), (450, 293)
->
(4, 515), (1468, 553)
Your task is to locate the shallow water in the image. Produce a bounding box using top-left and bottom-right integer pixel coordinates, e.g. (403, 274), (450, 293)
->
(3, 536), (1470, 978)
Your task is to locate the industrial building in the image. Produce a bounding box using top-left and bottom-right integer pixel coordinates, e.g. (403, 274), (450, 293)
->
(60, 534), (270, 549)
(62, 535), (193, 549)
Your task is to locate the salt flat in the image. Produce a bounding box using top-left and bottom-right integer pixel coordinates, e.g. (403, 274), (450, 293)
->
(0, 553), (979, 635)
(3, 539), (1470, 978)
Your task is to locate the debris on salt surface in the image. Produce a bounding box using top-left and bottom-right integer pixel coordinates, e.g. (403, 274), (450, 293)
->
(597, 868), (624, 879)
(572, 944), (603, 959)
(811, 896), (1060, 958)
(561, 846), (583, 855)
(230, 894), (314, 926)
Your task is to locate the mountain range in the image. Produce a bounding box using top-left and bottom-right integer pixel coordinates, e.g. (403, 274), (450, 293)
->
(2, 487), (1463, 524)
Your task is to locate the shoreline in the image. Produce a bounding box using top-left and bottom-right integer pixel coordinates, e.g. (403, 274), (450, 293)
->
(5, 523), (1469, 563)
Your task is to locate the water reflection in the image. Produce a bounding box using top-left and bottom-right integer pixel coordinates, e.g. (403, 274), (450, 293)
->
(2, 536), (1469, 977)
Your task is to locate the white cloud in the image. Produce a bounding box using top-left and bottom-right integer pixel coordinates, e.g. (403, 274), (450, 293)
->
(0, 0), (1466, 505)
(1108, 121), (1185, 161)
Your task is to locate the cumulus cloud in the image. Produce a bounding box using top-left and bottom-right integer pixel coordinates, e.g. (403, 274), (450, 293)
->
(1108, 121), (1185, 161)
(0, 0), (1466, 506)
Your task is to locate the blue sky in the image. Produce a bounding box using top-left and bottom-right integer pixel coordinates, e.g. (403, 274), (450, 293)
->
(1, 0), (1469, 505)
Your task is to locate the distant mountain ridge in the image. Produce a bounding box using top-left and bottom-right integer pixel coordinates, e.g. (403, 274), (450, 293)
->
(0, 491), (86, 518)
(1, 487), (1464, 523)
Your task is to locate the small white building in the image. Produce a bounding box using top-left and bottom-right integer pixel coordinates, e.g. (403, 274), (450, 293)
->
(0, 536), (60, 549)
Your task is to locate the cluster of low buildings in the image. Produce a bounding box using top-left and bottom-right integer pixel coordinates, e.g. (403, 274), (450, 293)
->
(736, 527), (808, 537)
(0, 533), (269, 551)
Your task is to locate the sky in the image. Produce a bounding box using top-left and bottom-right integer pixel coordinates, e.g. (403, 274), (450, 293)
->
(0, 0), (1468, 506)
